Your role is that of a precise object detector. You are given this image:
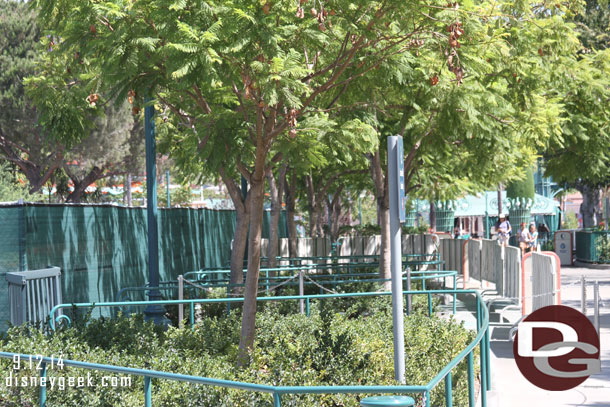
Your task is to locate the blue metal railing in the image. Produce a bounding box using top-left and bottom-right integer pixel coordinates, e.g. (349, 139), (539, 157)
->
(0, 289), (489, 407)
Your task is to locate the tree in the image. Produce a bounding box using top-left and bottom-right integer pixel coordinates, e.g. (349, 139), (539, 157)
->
(0, 1), (144, 202)
(30, 0), (583, 359)
(0, 0), (62, 195)
(0, 162), (30, 202)
(356, 1), (581, 281)
(542, 0), (610, 227)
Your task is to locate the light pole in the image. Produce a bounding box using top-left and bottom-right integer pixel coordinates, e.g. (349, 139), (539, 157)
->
(143, 100), (169, 326)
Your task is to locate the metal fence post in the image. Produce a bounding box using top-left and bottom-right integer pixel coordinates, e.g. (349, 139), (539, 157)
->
(18, 199), (27, 271)
(178, 275), (184, 329)
(581, 275), (587, 315)
(273, 392), (282, 407)
(144, 376), (152, 407)
(444, 372), (453, 407)
(299, 272), (304, 314)
(593, 280), (600, 334)
(39, 362), (47, 407)
(467, 352), (475, 407)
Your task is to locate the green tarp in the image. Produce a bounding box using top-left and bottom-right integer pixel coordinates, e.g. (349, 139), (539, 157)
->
(0, 204), (287, 331)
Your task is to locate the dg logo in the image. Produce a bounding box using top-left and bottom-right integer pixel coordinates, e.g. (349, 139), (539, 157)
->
(513, 305), (601, 390)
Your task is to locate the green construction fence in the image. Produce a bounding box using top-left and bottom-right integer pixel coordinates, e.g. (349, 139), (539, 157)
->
(0, 203), (287, 331)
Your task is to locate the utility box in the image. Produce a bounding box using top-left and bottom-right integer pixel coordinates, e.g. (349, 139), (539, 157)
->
(6, 267), (62, 327)
(554, 231), (573, 266)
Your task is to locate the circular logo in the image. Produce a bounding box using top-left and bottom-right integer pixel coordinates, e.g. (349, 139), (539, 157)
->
(513, 305), (600, 391)
(560, 243), (566, 249)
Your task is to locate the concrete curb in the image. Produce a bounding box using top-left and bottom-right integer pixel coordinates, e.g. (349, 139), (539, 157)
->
(573, 260), (610, 270)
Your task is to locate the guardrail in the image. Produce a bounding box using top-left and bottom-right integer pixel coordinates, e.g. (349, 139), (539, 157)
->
(2, 288), (490, 407)
(116, 268), (459, 318)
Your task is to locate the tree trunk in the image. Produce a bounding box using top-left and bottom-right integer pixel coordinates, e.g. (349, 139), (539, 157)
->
(579, 183), (601, 228)
(378, 196), (391, 290)
(265, 164), (286, 271)
(329, 186), (344, 243)
(305, 173), (318, 236)
(368, 149), (391, 290)
(285, 168), (298, 258)
(219, 167), (250, 294)
(125, 173), (132, 206)
(238, 147), (266, 363)
(497, 184), (503, 216)
(65, 166), (104, 203)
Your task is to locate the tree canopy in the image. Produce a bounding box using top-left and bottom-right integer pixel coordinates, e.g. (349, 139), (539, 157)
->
(27, 0), (599, 355)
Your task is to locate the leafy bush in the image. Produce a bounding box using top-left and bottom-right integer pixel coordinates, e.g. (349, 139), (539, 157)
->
(1, 299), (478, 407)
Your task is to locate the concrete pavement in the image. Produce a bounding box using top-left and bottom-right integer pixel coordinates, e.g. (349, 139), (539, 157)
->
(486, 266), (610, 407)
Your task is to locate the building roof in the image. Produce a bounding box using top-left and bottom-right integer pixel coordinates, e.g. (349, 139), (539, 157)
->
(452, 191), (559, 217)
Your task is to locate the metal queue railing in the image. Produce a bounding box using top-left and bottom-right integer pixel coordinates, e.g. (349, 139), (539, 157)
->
(0, 288), (490, 407)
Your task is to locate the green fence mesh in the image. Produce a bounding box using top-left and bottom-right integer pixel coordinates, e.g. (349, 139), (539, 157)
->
(0, 203), (287, 331)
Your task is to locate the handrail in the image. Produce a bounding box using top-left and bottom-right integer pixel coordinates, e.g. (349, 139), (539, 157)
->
(3, 288), (488, 407)
(50, 289), (446, 331)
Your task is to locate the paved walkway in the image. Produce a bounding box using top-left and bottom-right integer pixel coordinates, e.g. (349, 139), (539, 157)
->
(486, 266), (610, 407)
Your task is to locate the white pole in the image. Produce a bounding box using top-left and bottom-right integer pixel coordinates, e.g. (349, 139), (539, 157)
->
(299, 271), (305, 314)
(594, 280), (600, 334)
(388, 136), (405, 384)
(178, 275), (184, 329)
(581, 275), (587, 315)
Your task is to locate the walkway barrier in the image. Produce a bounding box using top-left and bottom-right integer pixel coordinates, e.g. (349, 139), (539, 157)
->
(442, 240), (563, 325)
(480, 240), (503, 288)
(502, 247), (521, 300)
(262, 235), (440, 262)
(2, 288), (492, 407)
(6, 267), (62, 327)
(522, 251), (561, 315)
(439, 239), (465, 278)
(466, 240), (482, 285)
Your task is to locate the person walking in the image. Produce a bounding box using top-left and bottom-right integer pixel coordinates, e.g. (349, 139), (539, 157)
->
(528, 222), (539, 252)
(518, 222), (530, 255)
(497, 214), (512, 247)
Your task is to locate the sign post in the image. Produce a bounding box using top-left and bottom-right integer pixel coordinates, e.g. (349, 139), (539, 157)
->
(388, 135), (406, 383)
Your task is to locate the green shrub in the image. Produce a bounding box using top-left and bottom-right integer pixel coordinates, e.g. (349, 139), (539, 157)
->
(1, 301), (478, 407)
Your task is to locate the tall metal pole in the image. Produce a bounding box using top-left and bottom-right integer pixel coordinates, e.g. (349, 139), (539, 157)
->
(18, 199), (26, 271)
(143, 100), (168, 325)
(485, 192), (489, 239)
(388, 135), (405, 383)
(166, 170), (170, 208)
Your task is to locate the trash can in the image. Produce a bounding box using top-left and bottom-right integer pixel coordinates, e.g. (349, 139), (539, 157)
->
(554, 230), (573, 266)
(360, 395), (415, 406)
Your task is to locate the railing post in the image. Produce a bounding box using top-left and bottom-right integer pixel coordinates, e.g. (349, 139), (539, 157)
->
(299, 272), (305, 314)
(273, 392), (282, 407)
(594, 280), (600, 334)
(189, 302), (195, 330)
(480, 334), (487, 407)
(39, 362), (47, 407)
(581, 275), (587, 315)
(144, 376), (152, 407)
(467, 352), (475, 407)
(178, 275), (184, 329)
(452, 276), (457, 314)
(306, 297), (310, 317)
(444, 372), (453, 407)
(428, 293), (433, 316)
(485, 328), (491, 390)
(425, 390), (431, 407)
